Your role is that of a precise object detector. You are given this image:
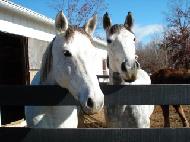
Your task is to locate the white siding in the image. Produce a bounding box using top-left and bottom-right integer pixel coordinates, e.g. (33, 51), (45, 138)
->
(0, 1), (55, 41)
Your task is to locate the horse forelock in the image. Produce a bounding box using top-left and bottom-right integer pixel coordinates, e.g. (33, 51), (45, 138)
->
(65, 26), (93, 43)
(40, 38), (55, 83)
(109, 24), (134, 35)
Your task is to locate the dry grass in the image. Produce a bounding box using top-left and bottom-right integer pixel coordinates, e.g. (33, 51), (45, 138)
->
(1, 119), (26, 127)
(78, 108), (107, 128)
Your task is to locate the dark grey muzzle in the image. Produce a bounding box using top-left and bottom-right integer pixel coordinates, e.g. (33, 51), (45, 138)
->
(121, 59), (140, 82)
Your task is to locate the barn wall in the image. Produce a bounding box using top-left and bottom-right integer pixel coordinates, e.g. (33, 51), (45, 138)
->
(92, 47), (108, 76)
(29, 70), (38, 84)
(28, 38), (50, 82)
(92, 38), (109, 80)
(0, 9), (54, 34)
(28, 38), (49, 70)
(0, 2), (55, 41)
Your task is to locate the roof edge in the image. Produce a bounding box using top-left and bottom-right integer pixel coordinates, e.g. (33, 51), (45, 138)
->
(0, 0), (55, 25)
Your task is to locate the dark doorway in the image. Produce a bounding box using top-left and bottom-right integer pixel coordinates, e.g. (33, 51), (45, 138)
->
(0, 31), (29, 125)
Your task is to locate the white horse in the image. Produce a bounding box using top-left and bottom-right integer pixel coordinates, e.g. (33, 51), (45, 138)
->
(25, 11), (104, 128)
(103, 12), (154, 128)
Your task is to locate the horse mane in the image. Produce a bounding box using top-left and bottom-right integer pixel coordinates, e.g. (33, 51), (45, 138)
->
(108, 24), (134, 35)
(39, 38), (55, 83)
(65, 26), (93, 42)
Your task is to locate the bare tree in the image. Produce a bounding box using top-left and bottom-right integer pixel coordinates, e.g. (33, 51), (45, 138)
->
(136, 38), (168, 74)
(162, 0), (190, 69)
(49, 0), (107, 28)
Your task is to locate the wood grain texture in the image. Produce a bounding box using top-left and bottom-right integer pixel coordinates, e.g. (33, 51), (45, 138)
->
(0, 84), (189, 105)
(0, 127), (190, 142)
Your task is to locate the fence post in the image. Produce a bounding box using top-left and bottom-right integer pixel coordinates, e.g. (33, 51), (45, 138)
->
(0, 106), (1, 126)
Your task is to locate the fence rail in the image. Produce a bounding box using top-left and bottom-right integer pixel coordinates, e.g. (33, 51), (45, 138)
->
(0, 84), (189, 105)
(0, 84), (190, 142)
(0, 127), (190, 142)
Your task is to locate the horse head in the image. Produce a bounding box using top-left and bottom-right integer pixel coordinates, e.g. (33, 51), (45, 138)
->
(103, 12), (140, 83)
(40, 11), (104, 114)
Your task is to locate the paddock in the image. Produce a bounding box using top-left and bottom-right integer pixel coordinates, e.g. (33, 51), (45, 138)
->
(0, 1), (190, 141)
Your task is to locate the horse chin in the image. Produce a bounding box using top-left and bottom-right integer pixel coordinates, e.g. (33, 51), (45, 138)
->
(82, 108), (102, 115)
(77, 88), (104, 114)
(122, 72), (137, 82)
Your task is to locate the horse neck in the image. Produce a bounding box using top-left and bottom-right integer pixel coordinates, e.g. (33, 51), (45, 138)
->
(40, 69), (56, 85)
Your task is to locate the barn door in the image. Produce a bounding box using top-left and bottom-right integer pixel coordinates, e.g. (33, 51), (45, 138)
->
(0, 31), (29, 125)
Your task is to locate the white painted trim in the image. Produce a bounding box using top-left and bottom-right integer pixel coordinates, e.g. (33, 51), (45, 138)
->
(93, 38), (107, 50)
(0, 0), (54, 26)
(0, 20), (55, 41)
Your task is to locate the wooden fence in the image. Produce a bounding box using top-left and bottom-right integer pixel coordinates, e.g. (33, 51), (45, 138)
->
(0, 84), (190, 142)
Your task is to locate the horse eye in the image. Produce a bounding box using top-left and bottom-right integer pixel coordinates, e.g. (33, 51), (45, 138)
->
(134, 38), (136, 41)
(63, 50), (72, 57)
(107, 39), (112, 44)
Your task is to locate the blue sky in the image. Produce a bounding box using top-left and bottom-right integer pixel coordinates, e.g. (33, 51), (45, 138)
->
(11, 0), (168, 44)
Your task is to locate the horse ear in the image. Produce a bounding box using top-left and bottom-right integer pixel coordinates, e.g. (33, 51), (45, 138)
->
(103, 12), (112, 30)
(55, 11), (68, 33)
(124, 12), (134, 30)
(84, 15), (97, 36)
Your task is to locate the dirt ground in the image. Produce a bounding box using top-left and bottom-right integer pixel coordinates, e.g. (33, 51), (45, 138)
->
(78, 105), (190, 128)
(150, 105), (190, 128)
(3, 105), (190, 128)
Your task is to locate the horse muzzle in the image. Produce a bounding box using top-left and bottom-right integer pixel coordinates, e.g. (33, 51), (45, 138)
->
(82, 99), (104, 114)
(80, 92), (104, 114)
(121, 60), (140, 82)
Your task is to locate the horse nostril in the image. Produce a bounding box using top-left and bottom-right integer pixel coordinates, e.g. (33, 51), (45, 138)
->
(121, 62), (127, 72)
(107, 39), (112, 44)
(87, 98), (94, 108)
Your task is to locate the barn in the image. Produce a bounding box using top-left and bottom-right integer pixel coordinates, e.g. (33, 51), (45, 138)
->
(0, 0), (108, 125)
